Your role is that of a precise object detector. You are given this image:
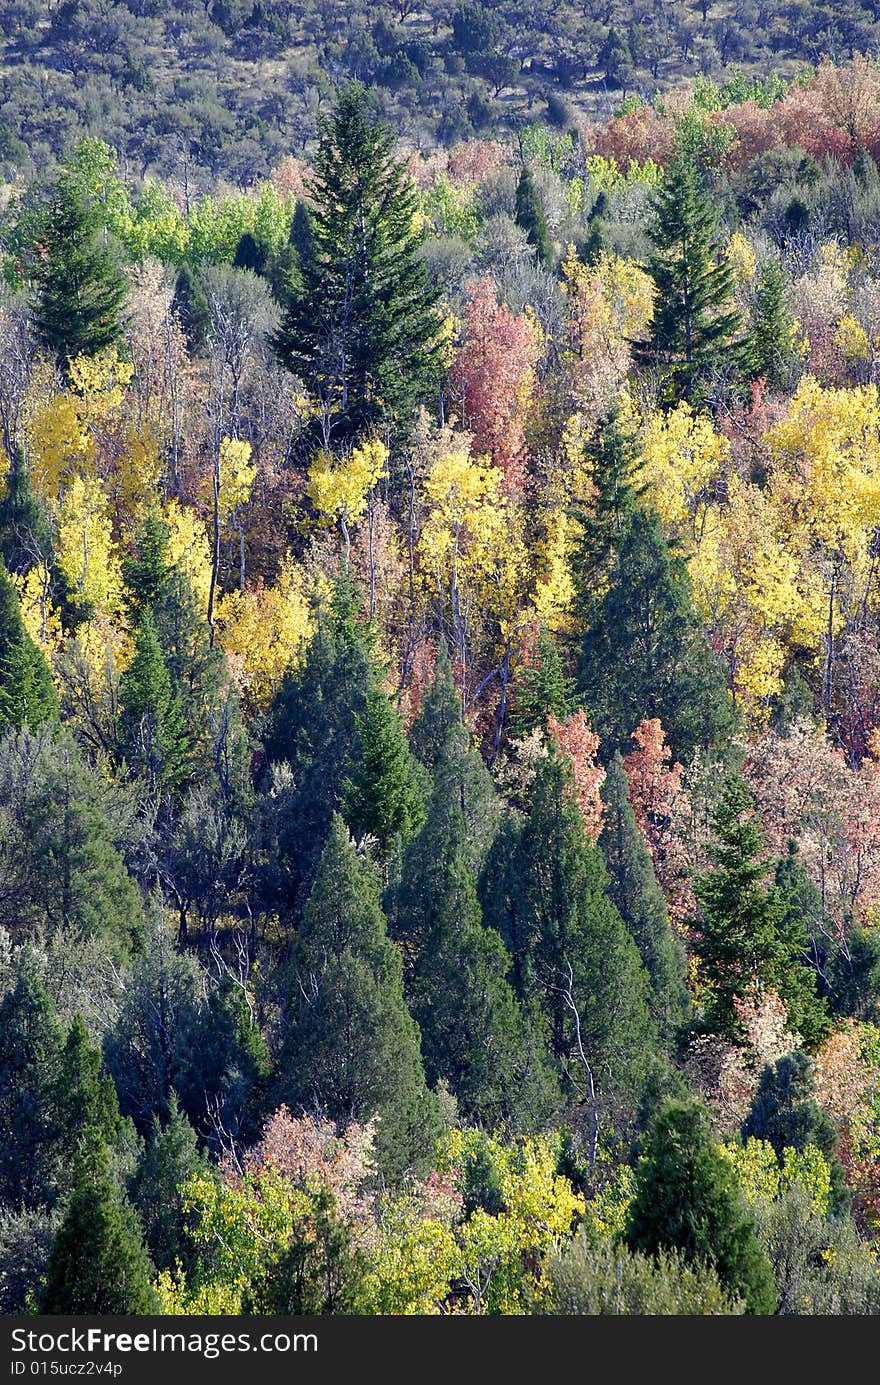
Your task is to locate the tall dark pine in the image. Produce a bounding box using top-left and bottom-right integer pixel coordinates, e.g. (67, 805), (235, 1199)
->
(743, 257), (799, 393)
(273, 83), (444, 443)
(0, 561), (57, 734)
(635, 154), (740, 405)
(599, 753), (689, 1046)
(515, 165), (551, 267)
(30, 174), (128, 364)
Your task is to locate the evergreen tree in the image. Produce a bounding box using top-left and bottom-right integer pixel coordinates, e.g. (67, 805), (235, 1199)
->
(573, 406), (649, 611)
(742, 1050), (849, 1215)
(171, 262), (210, 352)
(262, 578), (373, 915)
(743, 256), (800, 393)
(252, 1188), (368, 1315)
(40, 1157), (159, 1314)
(481, 751), (658, 1122)
(273, 83), (443, 442)
(30, 173), (128, 364)
(0, 960), (64, 1208)
(173, 976), (269, 1151)
(393, 757), (558, 1132)
(0, 458), (52, 579)
(693, 775), (827, 1042)
(0, 560), (57, 734)
(121, 508), (174, 619)
(277, 814), (441, 1180)
(772, 842), (832, 1045)
(626, 1099), (776, 1314)
(599, 753), (689, 1045)
(634, 153), (740, 405)
(577, 506), (733, 762)
(52, 1016), (122, 1183)
(341, 678), (427, 857)
(514, 164), (551, 267)
(118, 610), (190, 794)
(129, 1095), (206, 1273)
(0, 728), (143, 955)
(508, 631), (575, 738)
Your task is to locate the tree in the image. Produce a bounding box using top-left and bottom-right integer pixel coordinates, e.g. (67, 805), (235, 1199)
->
(0, 960), (64, 1209)
(577, 506), (733, 762)
(273, 83), (443, 443)
(693, 776), (830, 1042)
(277, 815), (441, 1181)
(128, 1095), (207, 1273)
(742, 1051), (849, 1215)
(250, 1187), (369, 1315)
(118, 610), (190, 794)
(341, 679), (427, 857)
(625, 1099), (776, 1314)
(0, 561), (57, 734)
(30, 173), (128, 364)
(514, 165), (551, 268)
(743, 256), (800, 392)
(40, 1158), (159, 1314)
(171, 262), (210, 353)
(634, 153), (740, 405)
(508, 632), (575, 738)
(599, 752), (689, 1045)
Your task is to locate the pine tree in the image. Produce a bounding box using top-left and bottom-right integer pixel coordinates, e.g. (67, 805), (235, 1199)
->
(743, 257), (800, 393)
(30, 173), (128, 364)
(0, 961), (64, 1208)
(573, 406), (649, 611)
(40, 1157), (160, 1314)
(508, 632), (575, 738)
(693, 775), (825, 1041)
(481, 750), (658, 1122)
(772, 842), (832, 1045)
(52, 1016), (122, 1181)
(341, 678), (427, 857)
(0, 458), (52, 579)
(118, 610), (190, 794)
(273, 83), (444, 442)
(129, 1095), (206, 1273)
(121, 508), (173, 619)
(577, 507), (733, 762)
(626, 1099), (776, 1314)
(173, 976), (269, 1150)
(171, 262), (210, 352)
(0, 561), (57, 734)
(515, 164), (551, 267)
(277, 814), (441, 1180)
(253, 1188), (368, 1315)
(634, 153), (740, 405)
(599, 753), (689, 1045)
(392, 758), (558, 1132)
(742, 1051), (849, 1215)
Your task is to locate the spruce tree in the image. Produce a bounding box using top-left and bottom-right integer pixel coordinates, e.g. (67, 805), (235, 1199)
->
(743, 257), (800, 393)
(392, 757), (558, 1132)
(171, 262), (210, 352)
(341, 678), (427, 857)
(30, 173), (128, 364)
(277, 814), (441, 1180)
(0, 561), (57, 734)
(173, 975), (269, 1150)
(0, 961), (64, 1208)
(0, 459), (53, 579)
(693, 775), (826, 1041)
(118, 610), (190, 794)
(508, 631), (575, 738)
(634, 153), (740, 405)
(599, 753), (689, 1045)
(742, 1051), (849, 1215)
(577, 506), (733, 762)
(515, 164), (551, 267)
(626, 1099), (776, 1314)
(273, 83), (444, 442)
(52, 1016), (122, 1183)
(40, 1157), (159, 1314)
(129, 1096), (206, 1273)
(481, 750), (658, 1118)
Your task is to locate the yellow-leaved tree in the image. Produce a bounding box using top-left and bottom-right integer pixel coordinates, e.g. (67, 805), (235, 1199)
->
(306, 438), (389, 557)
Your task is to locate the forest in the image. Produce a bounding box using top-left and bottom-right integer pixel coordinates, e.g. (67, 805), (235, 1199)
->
(4, 45), (880, 1317)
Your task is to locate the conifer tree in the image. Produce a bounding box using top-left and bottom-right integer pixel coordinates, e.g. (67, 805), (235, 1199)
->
(742, 1051), (849, 1215)
(118, 610), (190, 794)
(577, 507), (733, 761)
(515, 164), (551, 267)
(743, 256), (800, 393)
(634, 153), (740, 405)
(509, 632), (575, 738)
(0, 458), (52, 579)
(173, 976), (269, 1150)
(129, 1096), (206, 1273)
(30, 173), (128, 364)
(0, 961), (64, 1209)
(40, 1155), (159, 1314)
(482, 750), (658, 1120)
(273, 83), (444, 442)
(626, 1099), (776, 1314)
(171, 262), (210, 352)
(277, 814), (441, 1180)
(0, 561), (57, 734)
(599, 753), (689, 1045)
(341, 678), (427, 857)
(693, 775), (827, 1042)
(52, 1016), (122, 1182)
